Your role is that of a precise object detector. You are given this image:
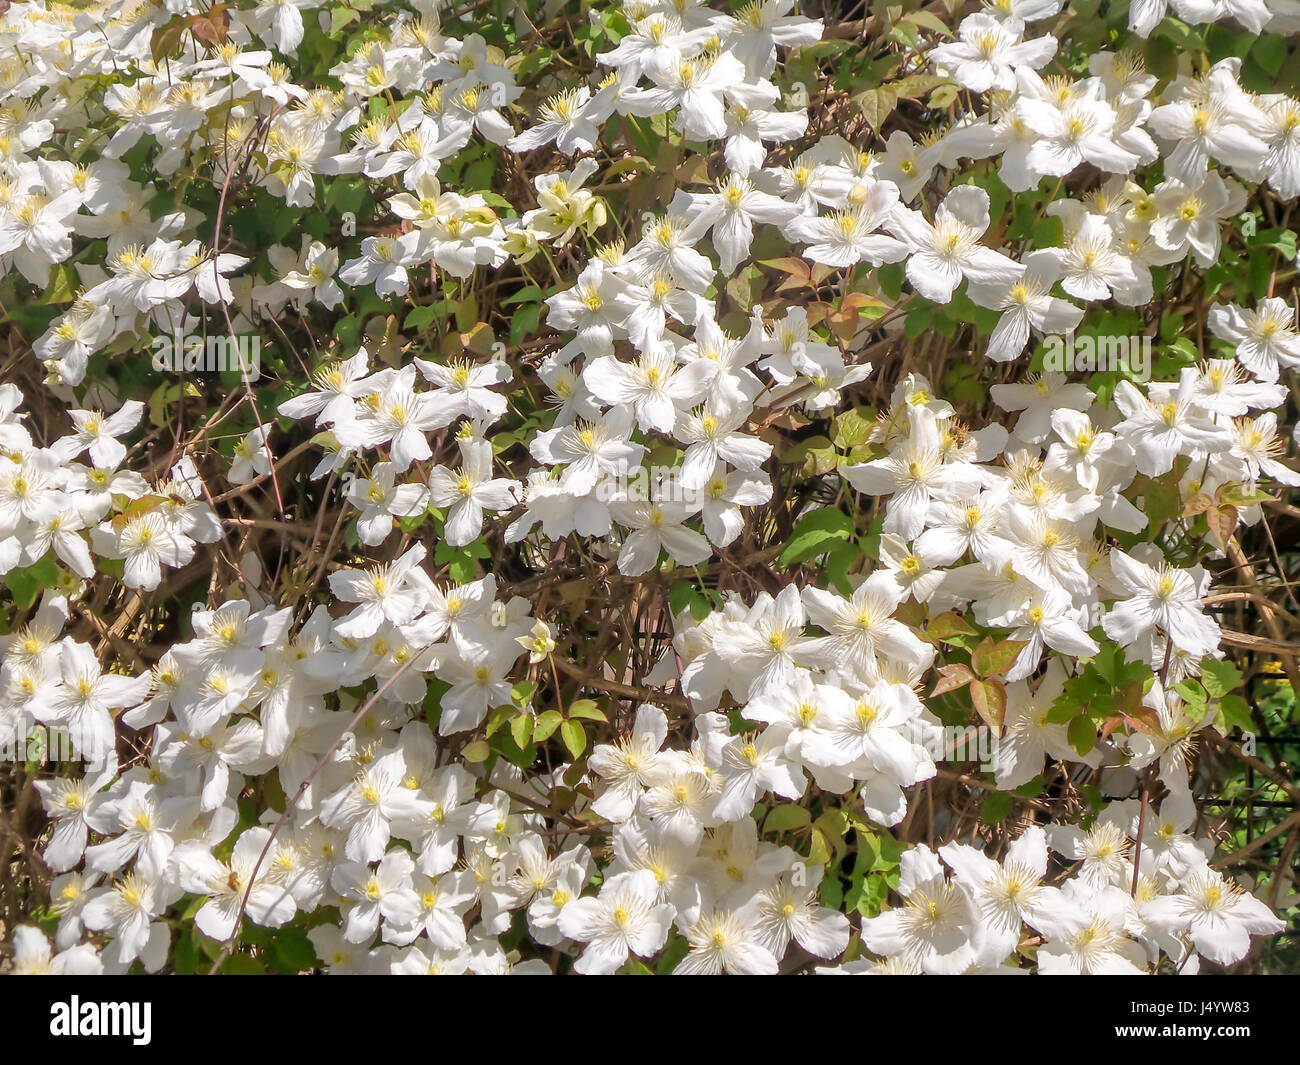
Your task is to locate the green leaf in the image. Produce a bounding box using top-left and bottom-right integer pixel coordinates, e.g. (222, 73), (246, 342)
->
(560, 719), (587, 758)
(404, 304), (437, 332)
(269, 926), (318, 973)
(514, 47), (554, 78)
(4, 567), (42, 610)
(568, 699), (607, 722)
(462, 740), (491, 763)
(1090, 644), (1124, 686)
(925, 611), (977, 642)
(969, 677), (1006, 729)
(764, 804), (811, 833)
(484, 704), (513, 738)
(931, 662), (977, 696)
(668, 579), (715, 621)
(783, 435), (837, 476)
(823, 541), (858, 595)
(1218, 483), (1273, 507)
(510, 713), (534, 749)
(901, 10), (953, 36)
(1129, 474), (1181, 537)
(1040, 681), (1081, 723)
(41, 263), (80, 305)
(806, 828), (832, 867)
(1251, 34), (1287, 76)
(854, 86), (899, 131)
(1252, 227), (1297, 260)
(831, 408), (874, 449)
(433, 536), (489, 583)
(779, 507), (854, 567)
(1218, 694), (1254, 733)
(1068, 714), (1096, 756)
(4, 554), (60, 610)
(868, 832), (905, 871)
(1201, 658), (1243, 699)
(533, 710), (563, 742)
(971, 637), (1026, 678)
(329, 6), (359, 35)
(981, 790), (1013, 825)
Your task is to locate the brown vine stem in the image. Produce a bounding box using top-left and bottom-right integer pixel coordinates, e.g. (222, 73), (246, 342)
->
(1223, 540), (1300, 696)
(1211, 808), (1300, 871)
(209, 113), (286, 520)
(551, 655), (690, 712)
(1203, 731), (1300, 803)
(1132, 640), (1179, 896)
(1131, 770), (1151, 898)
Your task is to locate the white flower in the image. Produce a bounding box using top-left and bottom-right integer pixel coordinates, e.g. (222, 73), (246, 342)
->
(428, 438), (518, 546)
(1049, 212), (1140, 302)
(611, 497), (712, 576)
(1143, 868), (1285, 965)
(332, 849), (421, 943)
(785, 179), (908, 269)
(339, 233), (420, 296)
(887, 185), (1021, 303)
(229, 425), (273, 485)
(1036, 882), (1147, 974)
(33, 641), (150, 767)
(930, 14), (1056, 93)
(712, 725), (805, 821)
(1208, 298), (1300, 382)
(346, 461), (430, 545)
(840, 406), (984, 540)
(280, 240), (344, 308)
(940, 827), (1087, 962)
(320, 750), (422, 863)
(1113, 368), (1231, 476)
(622, 51), (749, 142)
(1016, 79), (1140, 177)
(674, 902), (779, 974)
(557, 870), (675, 974)
(1147, 61), (1266, 183)
(8, 925), (101, 975)
(1103, 549), (1221, 659)
(711, 584), (812, 698)
(1150, 172), (1244, 267)
(588, 703), (671, 823)
(80, 873), (171, 973)
(529, 405), (644, 495)
(859, 845), (981, 974)
(968, 249), (1083, 361)
(173, 827), (297, 941)
(673, 397), (771, 490)
(65, 402), (143, 468)
(328, 544), (433, 640)
(681, 173), (799, 274)
(754, 872), (851, 960)
(508, 87), (601, 155)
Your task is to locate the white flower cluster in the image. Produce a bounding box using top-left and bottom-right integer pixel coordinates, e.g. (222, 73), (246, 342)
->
(2, 0), (1297, 975)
